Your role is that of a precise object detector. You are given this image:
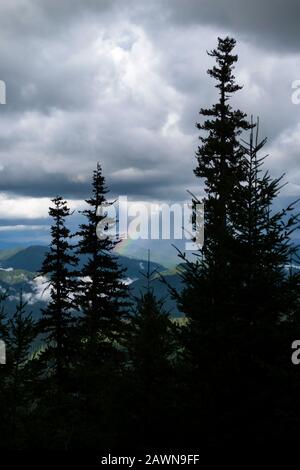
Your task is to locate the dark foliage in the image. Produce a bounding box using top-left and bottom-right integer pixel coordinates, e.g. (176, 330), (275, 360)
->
(0, 37), (300, 453)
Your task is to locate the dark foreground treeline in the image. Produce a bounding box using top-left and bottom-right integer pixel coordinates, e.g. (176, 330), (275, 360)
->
(0, 37), (300, 451)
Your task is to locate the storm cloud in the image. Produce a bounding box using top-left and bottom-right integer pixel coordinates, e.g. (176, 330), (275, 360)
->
(0, 0), (299, 227)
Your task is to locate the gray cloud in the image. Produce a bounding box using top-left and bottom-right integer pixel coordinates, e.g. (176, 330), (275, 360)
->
(159, 0), (300, 51)
(0, 0), (299, 219)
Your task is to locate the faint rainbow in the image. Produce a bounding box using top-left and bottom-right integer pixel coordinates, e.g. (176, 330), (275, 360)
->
(114, 236), (134, 256)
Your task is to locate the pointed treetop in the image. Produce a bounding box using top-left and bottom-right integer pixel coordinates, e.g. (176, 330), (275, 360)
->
(207, 36), (241, 95)
(139, 250), (159, 293)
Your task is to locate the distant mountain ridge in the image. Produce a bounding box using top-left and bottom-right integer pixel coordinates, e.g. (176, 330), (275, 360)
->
(0, 245), (183, 317)
(0, 245), (167, 277)
(1, 246), (49, 272)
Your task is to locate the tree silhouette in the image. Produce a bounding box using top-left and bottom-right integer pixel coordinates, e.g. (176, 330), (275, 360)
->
(177, 37), (251, 354)
(5, 293), (36, 447)
(0, 36), (299, 452)
(76, 163), (129, 358)
(123, 252), (178, 449)
(232, 117), (300, 324)
(175, 37), (300, 448)
(73, 163), (130, 449)
(39, 196), (78, 388)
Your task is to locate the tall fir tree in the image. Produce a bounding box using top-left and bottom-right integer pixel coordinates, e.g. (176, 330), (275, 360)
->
(195, 37), (251, 273)
(76, 163), (129, 357)
(231, 117), (300, 324)
(178, 37), (251, 339)
(228, 119), (300, 444)
(5, 292), (36, 447)
(175, 38), (300, 447)
(73, 164), (130, 448)
(39, 196), (78, 386)
(123, 252), (178, 448)
(125, 252), (176, 384)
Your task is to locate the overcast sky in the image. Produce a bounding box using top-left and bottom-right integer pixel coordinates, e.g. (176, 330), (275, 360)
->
(0, 0), (300, 249)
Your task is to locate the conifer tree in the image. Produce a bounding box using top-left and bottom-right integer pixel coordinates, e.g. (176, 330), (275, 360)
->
(231, 118), (300, 324)
(39, 196), (78, 386)
(178, 37), (251, 337)
(125, 253), (176, 383)
(227, 119), (300, 443)
(70, 164), (130, 448)
(123, 253), (177, 447)
(175, 38), (300, 447)
(195, 37), (251, 274)
(5, 292), (36, 446)
(171, 38), (257, 446)
(76, 163), (129, 357)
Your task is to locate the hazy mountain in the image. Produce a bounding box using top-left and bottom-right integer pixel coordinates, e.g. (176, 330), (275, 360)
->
(1, 246), (50, 272)
(0, 245), (183, 317)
